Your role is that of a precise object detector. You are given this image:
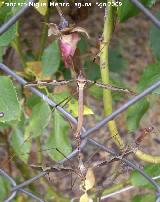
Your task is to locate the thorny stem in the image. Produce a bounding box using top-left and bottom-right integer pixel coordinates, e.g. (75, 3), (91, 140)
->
(100, 5), (124, 149)
(100, 5), (160, 163)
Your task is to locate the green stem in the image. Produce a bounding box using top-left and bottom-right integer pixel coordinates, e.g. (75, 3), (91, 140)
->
(36, 138), (43, 163)
(12, 23), (26, 68)
(100, 4), (160, 163)
(100, 5), (124, 149)
(37, 9), (49, 60)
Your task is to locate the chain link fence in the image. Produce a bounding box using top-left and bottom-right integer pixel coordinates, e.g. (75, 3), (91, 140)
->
(0, 0), (160, 201)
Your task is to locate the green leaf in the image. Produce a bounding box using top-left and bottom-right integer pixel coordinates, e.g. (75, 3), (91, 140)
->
(25, 101), (51, 139)
(0, 176), (10, 201)
(131, 164), (160, 189)
(137, 62), (160, 94)
(127, 98), (149, 131)
(42, 40), (60, 76)
(132, 194), (156, 202)
(35, 0), (48, 16)
(0, 24), (16, 46)
(109, 48), (128, 72)
(84, 60), (101, 81)
(77, 36), (88, 54)
(118, 0), (154, 22)
(45, 111), (72, 161)
(10, 129), (31, 163)
(51, 92), (93, 117)
(127, 62), (160, 131)
(149, 12), (160, 60)
(0, 76), (21, 123)
(0, 46), (5, 62)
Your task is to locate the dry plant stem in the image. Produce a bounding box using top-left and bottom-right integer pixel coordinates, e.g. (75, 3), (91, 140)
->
(100, 5), (160, 163)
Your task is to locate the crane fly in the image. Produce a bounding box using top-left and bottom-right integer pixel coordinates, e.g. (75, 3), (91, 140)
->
(24, 4), (136, 177)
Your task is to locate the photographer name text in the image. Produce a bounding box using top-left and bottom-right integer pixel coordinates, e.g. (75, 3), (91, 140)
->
(1, 1), (122, 9)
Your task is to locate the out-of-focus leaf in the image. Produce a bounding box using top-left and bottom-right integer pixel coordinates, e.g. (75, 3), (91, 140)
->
(0, 1), (4, 7)
(127, 62), (160, 131)
(78, 36), (88, 54)
(0, 6), (12, 22)
(0, 76), (21, 123)
(137, 63), (160, 94)
(89, 72), (130, 101)
(25, 101), (51, 139)
(0, 176), (10, 201)
(10, 129), (31, 163)
(84, 60), (100, 81)
(109, 48), (128, 72)
(25, 61), (42, 79)
(118, 0), (155, 22)
(131, 164), (160, 189)
(35, 0), (48, 15)
(127, 98), (149, 131)
(42, 40), (60, 76)
(0, 24), (16, 46)
(85, 168), (95, 191)
(0, 46), (5, 62)
(149, 12), (160, 60)
(132, 194), (155, 202)
(45, 111), (72, 161)
(52, 92), (93, 117)
(26, 94), (41, 108)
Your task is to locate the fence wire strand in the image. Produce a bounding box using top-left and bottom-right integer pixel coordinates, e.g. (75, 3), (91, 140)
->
(0, 0), (160, 201)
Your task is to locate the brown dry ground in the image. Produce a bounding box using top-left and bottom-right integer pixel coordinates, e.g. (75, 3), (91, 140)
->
(2, 1), (160, 202)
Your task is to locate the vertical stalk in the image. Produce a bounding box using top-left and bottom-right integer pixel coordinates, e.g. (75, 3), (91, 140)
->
(37, 9), (49, 60)
(100, 5), (124, 149)
(100, 5), (160, 163)
(12, 22), (26, 68)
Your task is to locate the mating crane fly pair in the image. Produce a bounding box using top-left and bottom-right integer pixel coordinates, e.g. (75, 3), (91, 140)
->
(25, 5), (135, 179)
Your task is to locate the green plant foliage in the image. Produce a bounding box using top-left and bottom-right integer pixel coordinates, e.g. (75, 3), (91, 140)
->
(0, 47), (5, 62)
(131, 164), (160, 189)
(0, 176), (10, 201)
(118, 0), (155, 22)
(10, 129), (31, 163)
(84, 59), (100, 80)
(0, 76), (21, 123)
(109, 48), (128, 72)
(0, 24), (16, 46)
(149, 12), (160, 60)
(137, 63), (160, 94)
(127, 98), (149, 131)
(132, 194), (156, 202)
(24, 101), (51, 139)
(77, 36), (88, 54)
(51, 92), (93, 117)
(45, 111), (72, 161)
(88, 72), (130, 101)
(127, 62), (160, 131)
(42, 40), (61, 76)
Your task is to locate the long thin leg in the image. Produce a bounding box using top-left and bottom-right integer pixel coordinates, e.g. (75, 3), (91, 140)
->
(86, 80), (135, 95)
(25, 79), (74, 87)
